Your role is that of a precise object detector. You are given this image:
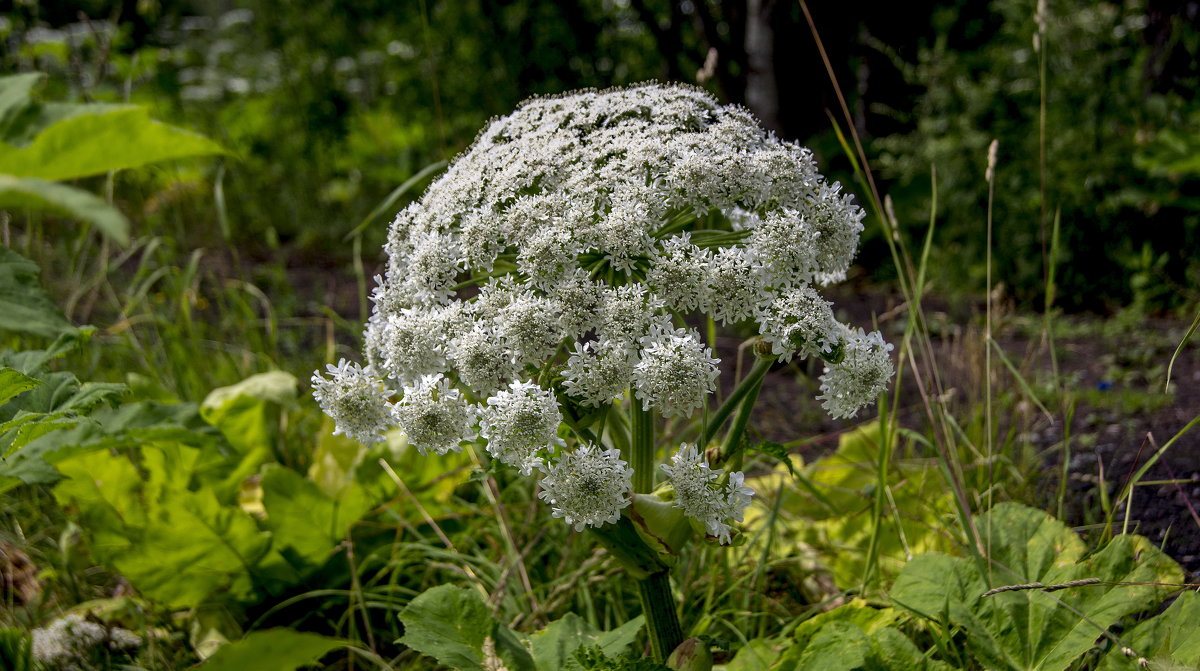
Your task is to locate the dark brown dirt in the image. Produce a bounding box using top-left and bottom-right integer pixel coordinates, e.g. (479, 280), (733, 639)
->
(732, 281), (1200, 577)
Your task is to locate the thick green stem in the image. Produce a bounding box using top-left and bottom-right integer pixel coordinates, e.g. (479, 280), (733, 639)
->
(631, 398), (655, 493)
(626, 394), (683, 661)
(638, 571), (684, 662)
(588, 516), (668, 580)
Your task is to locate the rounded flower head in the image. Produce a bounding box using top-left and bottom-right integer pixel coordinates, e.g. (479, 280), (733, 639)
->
(633, 327), (720, 418)
(700, 247), (772, 325)
(645, 234), (709, 312)
(660, 443), (754, 544)
(818, 328), (895, 419)
(311, 359), (395, 445)
(550, 269), (605, 339)
(393, 373), (478, 455)
(756, 285), (841, 362)
(747, 208), (818, 287)
(378, 308), (449, 386)
(312, 83), (889, 530)
(598, 284), (669, 347)
(562, 340), (636, 408)
(447, 324), (520, 397)
(396, 231), (465, 306)
(480, 381), (563, 475)
(538, 444), (634, 531)
(492, 290), (566, 367)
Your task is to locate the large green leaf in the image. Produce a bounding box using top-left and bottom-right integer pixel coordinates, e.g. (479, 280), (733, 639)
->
(0, 106), (228, 181)
(259, 464), (382, 572)
(195, 629), (342, 671)
(0, 247), (75, 339)
(2, 102), (129, 147)
(307, 417), (366, 497)
(1099, 591), (1200, 670)
(773, 600), (948, 671)
(399, 585), (535, 671)
(891, 503), (1182, 671)
(0, 367), (40, 406)
(746, 421), (957, 591)
(0, 397), (212, 492)
(200, 371), (297, 498)
(528, 613), (644, 671)
(53, 443), (289, 609)
(0, 174), (130, 244)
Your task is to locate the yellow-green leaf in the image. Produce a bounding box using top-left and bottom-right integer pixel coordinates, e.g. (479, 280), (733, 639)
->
(0, 106), (228, 180)
(195, 629), (343, 671)
(0, 174), (129, 244)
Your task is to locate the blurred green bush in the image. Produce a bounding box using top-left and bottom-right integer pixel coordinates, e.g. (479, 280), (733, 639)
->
(2, 0), (1197, 311)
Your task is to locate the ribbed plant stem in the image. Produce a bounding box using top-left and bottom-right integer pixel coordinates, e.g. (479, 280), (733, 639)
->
(631, 397), (655, 494)
(638, 571), (684, 662)
(628, 395), (682, 661)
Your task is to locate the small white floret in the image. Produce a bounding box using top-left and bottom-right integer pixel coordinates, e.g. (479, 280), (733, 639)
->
(311, 359), (396, 445)
(479, 381), (564, 475)
(538, 444), (633, 530)
(393, 373), (478, 455)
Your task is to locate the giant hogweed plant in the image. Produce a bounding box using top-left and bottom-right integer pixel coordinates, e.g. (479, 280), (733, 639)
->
(312, 83), (894, 663)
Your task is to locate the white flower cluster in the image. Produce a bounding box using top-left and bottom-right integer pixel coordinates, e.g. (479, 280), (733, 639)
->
(311, 359), (395, 445)
(315, 83), (894, 534)
(818, 328), (896, 419)
(479, 381), (563, 475)
(538, 444), (634, 531)
(31, 614), (141, 671)
(661, 444), (754, 544)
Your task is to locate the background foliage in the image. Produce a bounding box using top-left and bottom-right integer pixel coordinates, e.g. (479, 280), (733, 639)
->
(3, 0), (1197, 310)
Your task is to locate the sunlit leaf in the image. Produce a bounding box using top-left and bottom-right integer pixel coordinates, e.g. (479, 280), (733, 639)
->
(0, 106), (229, 181)
(0, 174), (129, 244)
(0, 72), (40, 138)
(891, 503), (1183, 671)
(0, 367), (40, 406)
(195, 629), (343, 671)
(53, 444), (286, 609)
(200, 371), (297, 497)
(259, 464), (380, 571)
(2, 101), (129, 147)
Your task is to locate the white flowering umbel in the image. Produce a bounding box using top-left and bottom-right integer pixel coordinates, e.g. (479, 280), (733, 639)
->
(393, 374), (477, 455)
(314, 83), (893, 535)
(818, 328), (895, 419)
(32, 614), (141, 671)
(479, 381), (563, 475)
(661, 444), (754, 544)
(311, 360), (395, 445)
(539, 444), (634, 530)
(634, 327), (720, 419)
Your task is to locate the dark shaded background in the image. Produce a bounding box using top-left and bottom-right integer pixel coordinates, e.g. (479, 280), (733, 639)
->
(3, 0), (1198, 311)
